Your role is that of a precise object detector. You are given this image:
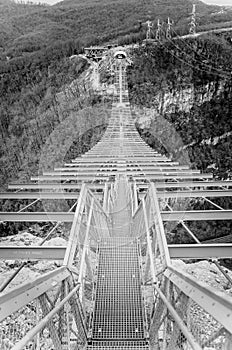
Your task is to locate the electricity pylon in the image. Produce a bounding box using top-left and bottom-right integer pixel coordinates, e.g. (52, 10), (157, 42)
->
(189, 4), (197, 35)
(166, 17), (173, 39)
(156, 19), (162, 41)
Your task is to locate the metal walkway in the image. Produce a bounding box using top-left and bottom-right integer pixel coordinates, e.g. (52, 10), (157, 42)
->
(0, 48), (232, 350)
(89, 237), (148, 349)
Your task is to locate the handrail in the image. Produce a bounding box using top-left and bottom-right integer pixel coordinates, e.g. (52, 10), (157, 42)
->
(0, 267), (70, 322)
(11, 283), (82, 350)
(165, 264), (232, 334)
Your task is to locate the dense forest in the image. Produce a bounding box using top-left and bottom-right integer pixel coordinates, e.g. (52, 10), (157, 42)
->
(127, 34), (232, 179)
(0, 0), (222, 58)
(2, 0), (225, 190)
(127, 33), (232, 248)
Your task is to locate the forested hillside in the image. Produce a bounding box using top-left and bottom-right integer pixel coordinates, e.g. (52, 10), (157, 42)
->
(127, 33), (232, 247)
(127, 33), (232, 179)
(1, 0), (224, 190)
(0, 0), (225, 59)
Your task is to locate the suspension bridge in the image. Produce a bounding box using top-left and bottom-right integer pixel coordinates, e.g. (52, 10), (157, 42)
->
(0, 48), (232, 350)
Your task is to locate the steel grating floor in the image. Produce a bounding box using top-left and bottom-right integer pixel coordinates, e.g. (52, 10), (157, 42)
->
(87, 340), (149, 349)
(111, 178), (132, 237)
(88, 237), (148, 349)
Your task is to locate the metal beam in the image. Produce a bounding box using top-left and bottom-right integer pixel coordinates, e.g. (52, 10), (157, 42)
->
(0, 212), (74, 222)
(31, 173), (212, 181)
(9, 181), (230, 191)
(161, 210), (232, 221)
(157, 190), (232, 198)
(63, 184), (87, 266)
(0, 192), (101, 199)
(55, 165), (190, 171)
(31, 175), (111, 181)
(75, 156), (168, 160)
(155, 181), (232, 189)
(8, 184), (104, 190)
(137, 174), (213, 180)
(43, 169), (197, 176)
(65, 161), (181, 166)
(0, 246), (66, 260)
(168, 244), (232, 259)
(0, 267), (70, 322)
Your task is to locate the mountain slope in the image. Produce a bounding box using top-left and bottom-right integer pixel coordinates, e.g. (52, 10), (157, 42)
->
(0, 0), (220, 57)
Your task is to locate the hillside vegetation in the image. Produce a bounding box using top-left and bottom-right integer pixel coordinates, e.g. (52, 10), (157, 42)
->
(127, 34), (232, 245)
(0, 0), (224, 189)
(127, 34), (232, 179)
(0, 0), (224, 58)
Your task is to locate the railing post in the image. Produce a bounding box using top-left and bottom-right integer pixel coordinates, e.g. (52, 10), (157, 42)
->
(103, 182), (109, 212)
(63, 184), (87, 267)
(142, 198), (157, 284)
(150, 183), (171, 267)
(78, 197), (94, 303)
(133, 181), (138, 213)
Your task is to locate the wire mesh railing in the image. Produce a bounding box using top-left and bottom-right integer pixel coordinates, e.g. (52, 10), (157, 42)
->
(135, 182), (232, 350)
(147, 273), (232, 350)
(0, 183), (110, 350)
(0, 272), (87, 350)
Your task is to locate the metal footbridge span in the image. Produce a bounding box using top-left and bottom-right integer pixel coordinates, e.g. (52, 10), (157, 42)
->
(0, 50), (232, 350)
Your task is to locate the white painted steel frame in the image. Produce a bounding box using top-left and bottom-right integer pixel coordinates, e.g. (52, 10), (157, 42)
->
(0, 246), (66, 260)
(161, 210), (232, 221)
(165, 265), (232, 334)
(0, 267), (70, 321)
(168, 244), (232, 259)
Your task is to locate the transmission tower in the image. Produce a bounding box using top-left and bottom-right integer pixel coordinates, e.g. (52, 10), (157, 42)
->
(145, 20), (153, 40)
(189, 4), (197, 35)
(166, 17), (173, 39)
(156, 19), (162, 41)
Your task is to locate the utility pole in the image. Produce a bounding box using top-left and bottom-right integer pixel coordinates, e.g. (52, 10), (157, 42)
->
(189, 4), (196, 35)
(166, 17), (173, 39)
(156, 19), (162, 41)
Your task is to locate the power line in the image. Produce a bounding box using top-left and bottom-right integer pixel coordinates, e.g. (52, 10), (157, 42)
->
(171, 28), (232, 77)
(157, 31), (232, 80)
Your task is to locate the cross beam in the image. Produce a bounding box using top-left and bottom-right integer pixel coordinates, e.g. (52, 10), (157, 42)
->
(43, 169), (198, 175)
(8, 184), (104, 190)
(157, 190), (232, 198)
(0, 212), (74, 222)
(7, 181), (232, 191)
(0, 192), (102, 199)
(168, 244), (232, 259)
(31, 174), (213, 182)
(161, 210), (232, 221)
(155, 181), (232, 188)
(0, 246), (66, 260)
(3, 210), (231, 224)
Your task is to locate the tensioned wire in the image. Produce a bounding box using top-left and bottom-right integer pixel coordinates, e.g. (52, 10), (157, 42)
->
(156, 29), (232, 80)
(171, 27), (232, 77)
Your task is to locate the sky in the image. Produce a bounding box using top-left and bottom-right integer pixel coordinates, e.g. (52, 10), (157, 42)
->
(28, 0), (232, 7)
(202, 0), (232, 5)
